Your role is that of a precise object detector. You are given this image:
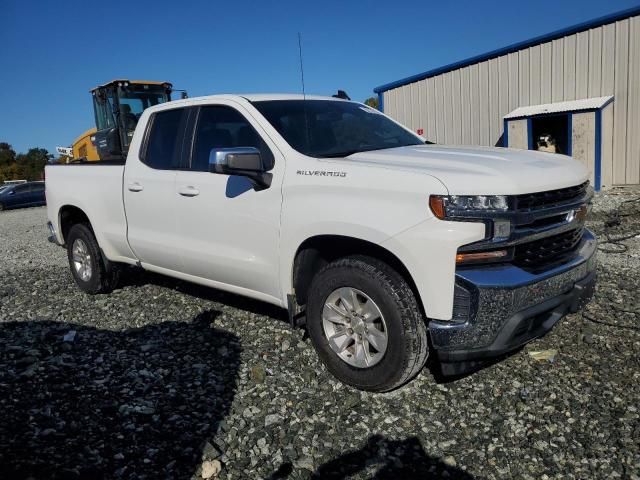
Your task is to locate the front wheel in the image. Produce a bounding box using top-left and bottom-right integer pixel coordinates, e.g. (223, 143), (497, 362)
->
(66, 223), (120, 294)
(306, 256), (429, 392)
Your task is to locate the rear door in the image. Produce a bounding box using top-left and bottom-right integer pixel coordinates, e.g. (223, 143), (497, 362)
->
(11, 184), (31, 207)
(123, 106), (190, 271)
(173, 102), (284, 300)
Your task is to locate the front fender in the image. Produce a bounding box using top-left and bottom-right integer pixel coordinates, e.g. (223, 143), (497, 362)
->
(381, 218), (485, 320)
(278, 154), (454, 308)
(278, 222), (399, 307)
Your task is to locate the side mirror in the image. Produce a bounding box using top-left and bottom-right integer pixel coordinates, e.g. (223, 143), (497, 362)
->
(209, 147), (272, 190)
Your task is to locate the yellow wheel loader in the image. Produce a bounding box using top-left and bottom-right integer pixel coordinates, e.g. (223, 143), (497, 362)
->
(58, 79), (181, 162)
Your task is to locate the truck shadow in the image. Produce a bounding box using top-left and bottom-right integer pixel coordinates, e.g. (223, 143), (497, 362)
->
(268, 434), (476, 479)
(0, 311), (241, 480)
(115, 269), (510, 386)
(118, 267), (289, 324)
(117, 268), (501, 384)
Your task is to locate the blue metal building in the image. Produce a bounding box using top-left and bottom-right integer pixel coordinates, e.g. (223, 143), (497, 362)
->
(374, 6), (640, 190)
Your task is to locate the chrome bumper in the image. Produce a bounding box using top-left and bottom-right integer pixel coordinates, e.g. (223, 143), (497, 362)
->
(430, 229), (597, 359)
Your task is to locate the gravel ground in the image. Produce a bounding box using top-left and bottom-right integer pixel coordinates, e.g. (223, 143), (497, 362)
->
(1, 191), (639, 480)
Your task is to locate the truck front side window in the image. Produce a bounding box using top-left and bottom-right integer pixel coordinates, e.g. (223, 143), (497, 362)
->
(191, 106), (274, 172)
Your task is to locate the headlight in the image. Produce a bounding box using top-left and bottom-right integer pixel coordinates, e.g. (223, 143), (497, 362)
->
(450, 195), (508, 211)
(429, 195), (511, 219)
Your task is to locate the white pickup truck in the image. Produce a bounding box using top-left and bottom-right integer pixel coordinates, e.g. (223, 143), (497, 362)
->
(46, 94), (596, 391)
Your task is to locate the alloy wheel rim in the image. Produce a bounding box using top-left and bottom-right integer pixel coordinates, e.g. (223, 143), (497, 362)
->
(72, 238), (92, 281)
(321, 287), (388, 368)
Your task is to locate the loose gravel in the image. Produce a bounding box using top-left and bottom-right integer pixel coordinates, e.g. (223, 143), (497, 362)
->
(1, 192), (639, 479)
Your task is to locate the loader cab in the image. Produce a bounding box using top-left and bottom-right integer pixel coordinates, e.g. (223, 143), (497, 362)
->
(91, 80), (173, 161)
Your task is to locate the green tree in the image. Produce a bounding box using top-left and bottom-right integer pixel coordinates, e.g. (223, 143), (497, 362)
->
(0, 143), (16, 167)
(0, 144), (51, 182)
(364, 97), (379, 110)
(17, 148), (51, 180)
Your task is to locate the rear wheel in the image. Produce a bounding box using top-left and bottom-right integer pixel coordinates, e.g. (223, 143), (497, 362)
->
(66, 223), (120, 294)
(306, 255), (429, 392)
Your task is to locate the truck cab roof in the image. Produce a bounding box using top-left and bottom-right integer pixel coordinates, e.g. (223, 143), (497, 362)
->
(147, 93), (352, 113)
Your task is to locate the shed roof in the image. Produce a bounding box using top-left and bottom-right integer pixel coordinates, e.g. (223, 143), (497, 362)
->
(374, 6), (640, 94)
(504, 96), (614, 119)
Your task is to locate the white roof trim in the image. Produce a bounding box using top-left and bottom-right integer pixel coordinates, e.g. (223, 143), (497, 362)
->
(504, 96), (613, 119)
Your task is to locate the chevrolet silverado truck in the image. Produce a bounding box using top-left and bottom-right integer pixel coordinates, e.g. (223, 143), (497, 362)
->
(45, 94), (596, 391)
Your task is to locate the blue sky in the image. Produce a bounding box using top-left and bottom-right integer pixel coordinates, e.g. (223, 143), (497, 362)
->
(1, 0), (638, 154)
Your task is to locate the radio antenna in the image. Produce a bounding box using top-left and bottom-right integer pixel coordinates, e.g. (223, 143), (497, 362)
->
(298, 32), (306, 99)
(298, 32), (311, 148)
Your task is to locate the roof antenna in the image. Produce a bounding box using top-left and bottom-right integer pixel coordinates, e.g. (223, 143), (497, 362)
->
(298, 32), (311, 148)
(298, 32), (306, 99)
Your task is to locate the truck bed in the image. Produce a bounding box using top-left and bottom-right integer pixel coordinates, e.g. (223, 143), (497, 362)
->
(45, 163), (135, 263)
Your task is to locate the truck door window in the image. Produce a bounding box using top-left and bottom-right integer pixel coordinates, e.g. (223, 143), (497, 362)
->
(143, 108), (188, 169)
(191, 106), (274, 172)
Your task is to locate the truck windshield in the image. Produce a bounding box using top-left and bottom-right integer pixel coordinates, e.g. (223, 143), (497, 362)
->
(252, 100), (423, 158)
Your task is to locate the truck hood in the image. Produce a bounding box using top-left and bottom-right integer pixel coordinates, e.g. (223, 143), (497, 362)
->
(343, 145), (589, 195)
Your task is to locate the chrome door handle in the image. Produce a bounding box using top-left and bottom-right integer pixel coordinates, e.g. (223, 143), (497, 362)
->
(178, 186), (200, 197)
(128, 182), (144, 192)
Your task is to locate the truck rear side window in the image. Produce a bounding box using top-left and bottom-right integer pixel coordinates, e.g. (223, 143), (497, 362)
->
(143, 108), (188, 169)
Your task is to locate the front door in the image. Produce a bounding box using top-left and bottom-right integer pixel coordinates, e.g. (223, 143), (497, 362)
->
(31, 183), (45, 205)
(123, 106), (190, 271)
(174, 102), (284, 301)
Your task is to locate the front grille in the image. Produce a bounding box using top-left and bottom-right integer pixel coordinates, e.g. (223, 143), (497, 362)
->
(513, 228), (584, 270)
(515, 181), (589, 211)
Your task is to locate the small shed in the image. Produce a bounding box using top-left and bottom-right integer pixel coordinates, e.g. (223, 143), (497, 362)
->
(503, 96), (614, 190)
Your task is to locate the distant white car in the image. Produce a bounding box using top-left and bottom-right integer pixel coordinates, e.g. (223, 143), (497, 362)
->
(45, 94), (596, 391)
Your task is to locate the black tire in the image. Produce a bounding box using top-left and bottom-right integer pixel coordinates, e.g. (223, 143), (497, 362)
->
(66, 223), (120, 294)
(306, 255), (429, 392)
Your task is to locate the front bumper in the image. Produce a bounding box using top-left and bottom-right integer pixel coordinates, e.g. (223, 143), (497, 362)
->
(430, 229), (597, 375)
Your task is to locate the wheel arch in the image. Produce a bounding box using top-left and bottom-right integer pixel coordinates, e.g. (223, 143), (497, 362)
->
(291, 234), (424, 315)
(58, 205), (94, 245)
